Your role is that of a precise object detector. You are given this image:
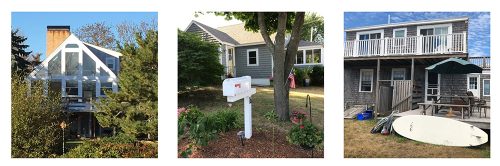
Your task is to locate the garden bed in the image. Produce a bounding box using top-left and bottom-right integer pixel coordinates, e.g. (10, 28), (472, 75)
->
(179, 130), (323, 158)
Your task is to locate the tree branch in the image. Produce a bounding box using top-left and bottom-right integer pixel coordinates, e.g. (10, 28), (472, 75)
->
(258, 13), (275, 53)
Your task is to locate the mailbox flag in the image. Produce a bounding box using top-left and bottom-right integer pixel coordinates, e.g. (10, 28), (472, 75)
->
(288, 72), (296, 89)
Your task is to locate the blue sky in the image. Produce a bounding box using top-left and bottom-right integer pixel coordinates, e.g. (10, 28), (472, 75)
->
(344, 12), (490, 57)
(12, 12), (158, 59)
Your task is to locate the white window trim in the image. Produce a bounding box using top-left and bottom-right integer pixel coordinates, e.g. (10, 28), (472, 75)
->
(393, 28), (407, 38)
(356, 29), (384, 40)
(106, 57), (116, 70)
(359, 69), (374, 92)
(416, 23), (453, 35)
(295, 48), (323, 65)
(483, 79), (490, 96)
(246, 48), (259, 66)
(391, 68), (406, 86)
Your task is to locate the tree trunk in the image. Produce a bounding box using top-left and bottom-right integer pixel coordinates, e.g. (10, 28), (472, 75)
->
(257, 12), (305, 121)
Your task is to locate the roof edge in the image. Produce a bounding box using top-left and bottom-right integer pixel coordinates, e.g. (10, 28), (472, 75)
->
(345, 17), (469, 32)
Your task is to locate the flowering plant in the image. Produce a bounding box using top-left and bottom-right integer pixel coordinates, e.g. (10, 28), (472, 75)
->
(290, 110), (307, 124)
(287, 121), (323, 149)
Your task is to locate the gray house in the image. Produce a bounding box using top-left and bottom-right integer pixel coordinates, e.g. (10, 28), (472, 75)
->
(185, 20), (324, 85)
(28, 26), (121, 138)
(344, 17), (490, 116)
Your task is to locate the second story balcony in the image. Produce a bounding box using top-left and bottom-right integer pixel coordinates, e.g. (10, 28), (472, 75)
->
(344, 33), (467, 57)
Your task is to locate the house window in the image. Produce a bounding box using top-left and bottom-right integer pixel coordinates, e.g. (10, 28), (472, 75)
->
(469, 77), (478, 89)
(393, 28), (407, 46)
(247, 49), (258, 66)
(359, 69), (374, 92)
(100, 82), (113, 96)
(391, 68), (406, 86)
(296, 50), (304, 64)
(106, 58), (115, 70)
(483, 79), (490, 96)
(65, 52), (79, 76)
(66, 80), (79, 96)
(65, 44), (79, 48)
(305, 50), (313, 63)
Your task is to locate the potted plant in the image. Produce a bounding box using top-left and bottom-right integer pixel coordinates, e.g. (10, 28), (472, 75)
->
(290, 110), (307, 124)
(303, 67), (313, 86)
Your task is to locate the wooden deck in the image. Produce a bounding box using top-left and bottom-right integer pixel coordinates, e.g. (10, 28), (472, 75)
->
(394, 107), (490, 129)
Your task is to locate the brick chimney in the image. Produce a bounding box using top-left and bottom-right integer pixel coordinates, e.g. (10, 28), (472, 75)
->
(46, 26), (70, 56)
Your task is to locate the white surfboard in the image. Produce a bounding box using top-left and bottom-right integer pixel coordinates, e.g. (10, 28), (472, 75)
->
(392, 115), (488, 147)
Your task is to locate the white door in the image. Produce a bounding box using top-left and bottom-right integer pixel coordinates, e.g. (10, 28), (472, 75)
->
(425, 71), (440, 103)
(467, 74), (480, 98)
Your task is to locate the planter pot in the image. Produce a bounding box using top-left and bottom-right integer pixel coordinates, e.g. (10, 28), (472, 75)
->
(304, 79), (311, 86)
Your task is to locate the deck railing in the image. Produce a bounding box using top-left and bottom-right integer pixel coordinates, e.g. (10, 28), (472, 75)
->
(344, 33), (467, 57)
(468, 56), (490, 69)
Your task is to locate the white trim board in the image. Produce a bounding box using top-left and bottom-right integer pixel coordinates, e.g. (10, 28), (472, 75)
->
(246, 48), (259, 66)
(359, 69), (374, 92)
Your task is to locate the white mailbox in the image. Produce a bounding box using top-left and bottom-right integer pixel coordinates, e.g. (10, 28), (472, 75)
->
(222, 76), (256, 139)
(223, 76), (256, 102)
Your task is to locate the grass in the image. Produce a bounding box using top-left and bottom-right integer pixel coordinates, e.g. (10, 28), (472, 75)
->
(344, 119), (490, 158)
(178, 86), (324, 136)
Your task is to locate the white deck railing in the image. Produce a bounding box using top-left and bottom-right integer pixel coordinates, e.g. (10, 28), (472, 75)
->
(344, 33), (467, 57)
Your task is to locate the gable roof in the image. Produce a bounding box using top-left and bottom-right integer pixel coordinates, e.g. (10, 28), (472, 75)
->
(217, 23), (277, 45)
(83, 42), (122, 58)
(187, 20), (323, 48)
(345, 17), (469, 32)
(29, 34), (118, 79)
(188, 20), (239, 45)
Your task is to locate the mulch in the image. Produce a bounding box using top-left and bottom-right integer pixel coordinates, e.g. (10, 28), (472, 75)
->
(178, 130), (324, 158)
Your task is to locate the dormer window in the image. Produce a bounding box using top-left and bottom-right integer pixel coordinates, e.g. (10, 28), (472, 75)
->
(65, 44), (79, 48)
(106, 58), (115, 70)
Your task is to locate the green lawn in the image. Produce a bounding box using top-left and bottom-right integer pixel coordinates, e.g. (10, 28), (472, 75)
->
(178, 86), (324, 134)
(344, 119), (490, 158)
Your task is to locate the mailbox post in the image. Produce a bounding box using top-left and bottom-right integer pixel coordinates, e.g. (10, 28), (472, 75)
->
(223, 76), (256, 139)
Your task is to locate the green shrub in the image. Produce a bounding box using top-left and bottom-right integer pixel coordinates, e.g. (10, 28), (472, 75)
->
(205, 109), (243, 132)
(62, 135), (157, 158)
(11, 75), (65, 158)
(310, 65), (324, 86)
(294, 68), (305, 86)
(178, 106), (242, 147)
(287, 121), (323, 149)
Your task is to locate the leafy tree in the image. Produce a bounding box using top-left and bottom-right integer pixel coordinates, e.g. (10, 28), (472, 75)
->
(74, 22), (116, 49)
(215, 12), (305, 121)
(300, 13), (324, 43)
(96, 30), (158, 140)
(178, 30), (224, 90)
(11, 29), (32, 75)
(11, 75), (64, 157)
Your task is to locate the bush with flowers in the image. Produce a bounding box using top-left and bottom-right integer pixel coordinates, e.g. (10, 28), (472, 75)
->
(290, 110), (307, 124)
(287, 120), (323, 149)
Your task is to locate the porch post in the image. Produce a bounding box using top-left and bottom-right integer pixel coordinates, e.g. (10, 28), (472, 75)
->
(463, 31), (467, 53)
(375, 59), (380, 118)
(411, 58), (415, 108)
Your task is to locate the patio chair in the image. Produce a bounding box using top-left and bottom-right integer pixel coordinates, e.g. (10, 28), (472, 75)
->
(466, 91), (487, 117)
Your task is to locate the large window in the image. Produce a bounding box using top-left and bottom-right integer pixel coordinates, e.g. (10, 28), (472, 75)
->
(391, 68), (406, 86)
(65, 52), (79, 75)
(247, 49), (258, 66)
(296, 48), (322, 64)
(83, 52), (96, 76)
(66, 80), (79, 96)
(483, 79), (490, 96)
(100, 82), (113, 96)
(359, 69), (373, 92)
(48, 52), (62, 76)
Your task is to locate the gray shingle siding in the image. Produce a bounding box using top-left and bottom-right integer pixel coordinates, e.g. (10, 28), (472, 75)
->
(344, 66), (377, 106)
(85, 44), (120, 75)
(345, 20), (468, 40)
(235, 44), (272, 79)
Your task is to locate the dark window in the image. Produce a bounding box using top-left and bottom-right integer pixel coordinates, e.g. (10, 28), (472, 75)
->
(296, 50), (304, 64)
(248, 50), (257, 65)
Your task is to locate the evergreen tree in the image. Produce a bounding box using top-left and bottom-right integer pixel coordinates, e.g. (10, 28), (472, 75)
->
(11, 29), (32, 75)
(96, 30), (158, 140)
